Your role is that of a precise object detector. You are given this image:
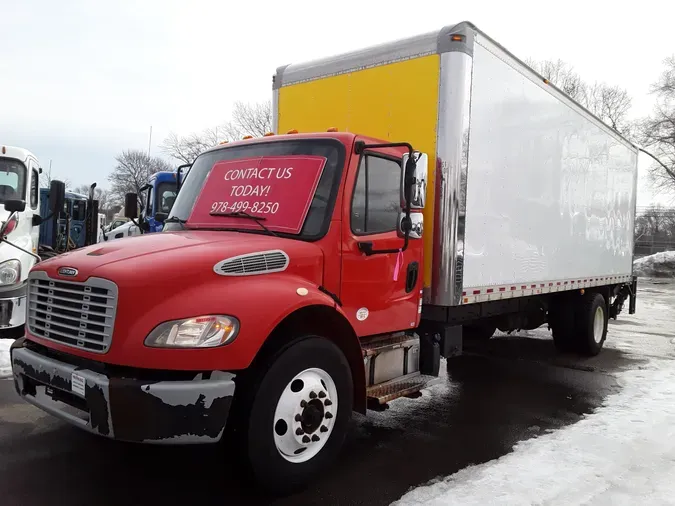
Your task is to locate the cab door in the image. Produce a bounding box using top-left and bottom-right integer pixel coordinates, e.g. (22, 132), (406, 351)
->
(340, 148), (424, 337)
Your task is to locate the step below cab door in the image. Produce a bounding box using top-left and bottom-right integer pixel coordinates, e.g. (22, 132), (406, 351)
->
(340, 145), (424, 337)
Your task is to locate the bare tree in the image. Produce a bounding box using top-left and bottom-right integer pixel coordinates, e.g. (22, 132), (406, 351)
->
(584, 83), (634, 135)
(161, 101), (272, 164)
(641, 56), (675, 195)
(39, 165), (71, 190)
(527, 58), (634, 138)
(221, 101), (272, 140)
(634, 205), (675, 254)
(527, 58), (586, 102)
(108, 150), (172, 210)
(72, 184), (112, 214)
(161, 128), (222, 165)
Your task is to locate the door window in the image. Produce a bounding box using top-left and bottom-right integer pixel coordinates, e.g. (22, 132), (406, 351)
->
(351, 155), (402, 235)
(30, 168), (39, 209)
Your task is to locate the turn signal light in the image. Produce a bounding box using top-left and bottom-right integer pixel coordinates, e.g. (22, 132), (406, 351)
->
(451, 34), (464, 42)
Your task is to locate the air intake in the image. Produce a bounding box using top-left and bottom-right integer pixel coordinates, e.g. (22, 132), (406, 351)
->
(213, 250), (289, 276)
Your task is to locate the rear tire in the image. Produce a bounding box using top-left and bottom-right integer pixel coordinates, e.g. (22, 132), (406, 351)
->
(574, 292), (607, 356)
(236, 337), (353, 495)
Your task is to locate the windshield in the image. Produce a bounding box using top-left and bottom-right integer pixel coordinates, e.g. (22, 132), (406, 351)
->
(0, 158), (26, 203)
(156, 181), (177, 214)
(165, 139), (345, 239)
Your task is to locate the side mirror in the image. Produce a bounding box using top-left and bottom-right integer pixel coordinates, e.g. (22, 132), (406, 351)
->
(49, 180), (66, 215)
(401, 152), (428, 210)
(176, 163), (191, 193)
(154, 212), (168, 223)
(124, 193), (138, 219)
(399, 212), (424, 239)
(4, 200), (26, 213)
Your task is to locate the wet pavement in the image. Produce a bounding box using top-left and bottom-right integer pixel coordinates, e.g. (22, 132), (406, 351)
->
(0, 280), (668, 506)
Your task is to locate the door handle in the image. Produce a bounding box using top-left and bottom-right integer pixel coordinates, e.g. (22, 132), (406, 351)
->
(406, 261), (419, 293)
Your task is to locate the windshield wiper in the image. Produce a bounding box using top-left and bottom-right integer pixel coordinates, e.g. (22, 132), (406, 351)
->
(209, 211), (278, 237)
(163, 216), (187, 229)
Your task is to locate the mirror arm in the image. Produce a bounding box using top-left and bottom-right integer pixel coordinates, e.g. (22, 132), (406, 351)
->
(1, 237), (41, 263)
(131, 217), (145, 234)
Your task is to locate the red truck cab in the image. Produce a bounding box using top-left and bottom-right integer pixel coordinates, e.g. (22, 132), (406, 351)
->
(10, 132), (428, 492)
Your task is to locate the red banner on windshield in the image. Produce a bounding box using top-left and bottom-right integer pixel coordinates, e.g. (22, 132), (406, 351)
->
(186, 155), (326, 234)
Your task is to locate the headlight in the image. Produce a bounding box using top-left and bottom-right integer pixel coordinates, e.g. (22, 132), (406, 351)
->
(144, 315), (239, 348)
(0, 259), (21, 286)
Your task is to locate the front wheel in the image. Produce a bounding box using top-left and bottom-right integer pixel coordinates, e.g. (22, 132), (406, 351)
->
(241, 337), (353, 494)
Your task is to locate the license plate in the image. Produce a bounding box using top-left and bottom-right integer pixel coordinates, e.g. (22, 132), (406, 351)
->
(71, 372), (86, 397)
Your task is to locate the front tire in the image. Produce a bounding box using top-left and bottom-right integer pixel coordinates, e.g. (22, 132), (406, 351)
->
(242, 337), (353, 494)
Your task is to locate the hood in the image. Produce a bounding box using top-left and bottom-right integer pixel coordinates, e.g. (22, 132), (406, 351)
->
(34, 230), (325, 286)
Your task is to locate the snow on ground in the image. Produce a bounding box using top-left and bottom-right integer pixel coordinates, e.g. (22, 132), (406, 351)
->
(634, 251), (675, 278)
(0, 339), (12, 379)
(394, 279), (675, 506)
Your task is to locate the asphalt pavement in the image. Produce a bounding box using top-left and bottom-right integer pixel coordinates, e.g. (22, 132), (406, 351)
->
(0, 334), (641, 506)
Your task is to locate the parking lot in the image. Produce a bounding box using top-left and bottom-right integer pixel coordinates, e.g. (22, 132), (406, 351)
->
(0, 280), (670, 506)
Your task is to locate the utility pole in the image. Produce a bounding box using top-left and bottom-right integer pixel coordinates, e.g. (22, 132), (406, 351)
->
(147, 125), (152, 180)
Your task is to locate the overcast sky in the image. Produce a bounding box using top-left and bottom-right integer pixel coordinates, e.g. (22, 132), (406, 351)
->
(1, 0), (673, 205)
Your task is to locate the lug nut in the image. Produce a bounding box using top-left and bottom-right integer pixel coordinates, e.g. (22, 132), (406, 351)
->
(312, 435), (320, 442)
(295, 428), (304, 435)
(295, 414), (303, 422)
(302, 435), (311, 443)
(325, 412), (333, 419)
(309, 391), (317, 399)
(319, 391), (326, 399)
(320, 426), (328, 433)
(324, 399), (332, 406)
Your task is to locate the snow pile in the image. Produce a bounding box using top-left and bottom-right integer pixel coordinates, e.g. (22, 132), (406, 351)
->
(633, 251), (675, 278)
(0, 339), (12, 378)
(393, 359), (675, 506)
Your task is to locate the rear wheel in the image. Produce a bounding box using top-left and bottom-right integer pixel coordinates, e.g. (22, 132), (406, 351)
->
(574, 292), (607, 356)
(238, 337), (353, 494)
(550, 292), (608, 356)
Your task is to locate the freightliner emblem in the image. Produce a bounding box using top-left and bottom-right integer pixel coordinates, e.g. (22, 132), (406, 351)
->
(58, 267), (78, 277)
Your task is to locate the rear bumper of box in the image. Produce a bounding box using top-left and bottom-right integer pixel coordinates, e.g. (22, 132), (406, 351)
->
(10, 338), (236, 444)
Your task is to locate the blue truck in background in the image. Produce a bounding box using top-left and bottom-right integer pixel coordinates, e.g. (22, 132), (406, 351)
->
(106, 169), (187, 240)
(39, 189), (91, 250)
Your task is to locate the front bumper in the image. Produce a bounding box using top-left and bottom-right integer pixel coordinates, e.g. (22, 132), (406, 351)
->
(10, 338), (236, 444)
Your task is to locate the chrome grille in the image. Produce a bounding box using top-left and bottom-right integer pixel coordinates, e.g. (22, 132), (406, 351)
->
(214, 250), (289, 276)
(27, 271), (117, 353)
